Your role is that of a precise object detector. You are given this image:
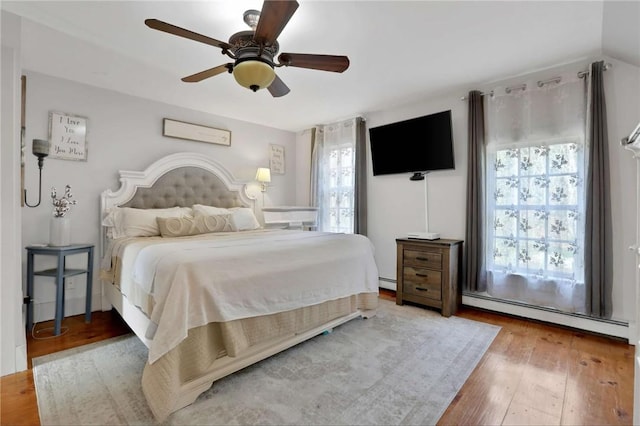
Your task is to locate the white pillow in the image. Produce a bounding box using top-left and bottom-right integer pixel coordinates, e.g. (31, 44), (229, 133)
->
(229, 207), (261, 231)
(103, 206), (193, 238)
(192, 204), (231, 216)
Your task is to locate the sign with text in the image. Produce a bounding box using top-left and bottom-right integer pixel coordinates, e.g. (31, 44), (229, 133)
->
(269, 144), (285, 174)
(49, 111), (88, 161)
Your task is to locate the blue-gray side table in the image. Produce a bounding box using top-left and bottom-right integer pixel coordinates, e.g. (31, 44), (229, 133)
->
(26, 243), (94, 336)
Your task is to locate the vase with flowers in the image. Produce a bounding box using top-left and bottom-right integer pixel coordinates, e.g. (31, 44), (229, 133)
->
(49, 185), (77, 246)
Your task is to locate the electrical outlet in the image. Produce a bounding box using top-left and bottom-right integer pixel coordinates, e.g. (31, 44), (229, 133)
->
(66, 278), (76, 291)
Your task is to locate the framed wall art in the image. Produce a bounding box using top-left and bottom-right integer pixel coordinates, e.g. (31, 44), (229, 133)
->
(163, 118), (231, 146)
(269, 144), (285, 174)
(48, 111), (88, 161)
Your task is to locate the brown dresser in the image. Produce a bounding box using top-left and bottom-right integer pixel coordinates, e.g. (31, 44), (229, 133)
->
(396, 238), (463, 317)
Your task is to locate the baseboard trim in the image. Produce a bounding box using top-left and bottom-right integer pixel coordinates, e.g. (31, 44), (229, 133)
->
(33, 297), (94, 324)
(462, 293), (631, 342)
(378, 277), (396, 291)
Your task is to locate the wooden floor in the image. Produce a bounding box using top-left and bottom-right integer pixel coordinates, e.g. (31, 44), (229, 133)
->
(0, 291), (633, 425)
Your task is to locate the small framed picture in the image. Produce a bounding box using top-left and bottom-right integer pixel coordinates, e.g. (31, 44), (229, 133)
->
(48, 111), (88, 161)
(163, 118), (231, 146)
(269, 144), (285, 174)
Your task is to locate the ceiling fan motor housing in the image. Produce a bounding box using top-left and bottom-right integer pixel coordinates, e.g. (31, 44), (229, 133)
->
(229, 31), (279, 91)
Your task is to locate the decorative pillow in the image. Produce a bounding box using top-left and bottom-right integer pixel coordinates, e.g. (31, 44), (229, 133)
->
(157, 214), (233, 237)
(229, 207), (261, 231)
(102, 207), (193, 238)
(192, 204), (231, 217)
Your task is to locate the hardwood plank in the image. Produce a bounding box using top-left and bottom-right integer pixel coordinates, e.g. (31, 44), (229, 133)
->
(502, 400), (561, 426)
(508, 326), (572, 420)
(0, 370), (38, 426)
(561, 334), (634, 425)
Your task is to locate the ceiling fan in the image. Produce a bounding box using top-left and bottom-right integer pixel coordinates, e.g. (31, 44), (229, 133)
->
(145, 0), (350, 97)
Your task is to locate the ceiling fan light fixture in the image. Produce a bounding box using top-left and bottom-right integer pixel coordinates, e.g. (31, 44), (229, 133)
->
(232, 59), (276, 92)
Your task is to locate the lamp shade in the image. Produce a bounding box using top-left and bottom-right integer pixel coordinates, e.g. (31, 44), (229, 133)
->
(233, 60), (276, 92)
(255, 167), (271, 183)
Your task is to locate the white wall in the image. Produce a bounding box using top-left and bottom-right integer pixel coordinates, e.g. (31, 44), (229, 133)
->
(366, 98), (468, 287)
(1, 11), (28, 376)
(365, 57), (640, 327)
(21, 71), (297, 323)
(602, 1), (640, 68)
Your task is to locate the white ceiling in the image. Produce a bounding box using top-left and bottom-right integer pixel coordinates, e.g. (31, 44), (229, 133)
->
(1, 1), (635, 132)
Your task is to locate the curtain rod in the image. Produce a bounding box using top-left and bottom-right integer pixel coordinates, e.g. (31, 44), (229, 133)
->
(461, 62), (612, 101)
(578, 62), (612, 78)
(460, 90), (493, 101)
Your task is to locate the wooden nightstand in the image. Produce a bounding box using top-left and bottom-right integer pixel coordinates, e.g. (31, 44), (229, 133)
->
(395, 238), (463, 317)
(25, 243), (94, 335)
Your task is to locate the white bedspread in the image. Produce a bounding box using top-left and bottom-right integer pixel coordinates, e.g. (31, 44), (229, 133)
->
(106, 230), (379, 364)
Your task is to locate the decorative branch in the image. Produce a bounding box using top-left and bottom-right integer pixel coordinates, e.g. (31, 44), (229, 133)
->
(51, 185), (77, 217)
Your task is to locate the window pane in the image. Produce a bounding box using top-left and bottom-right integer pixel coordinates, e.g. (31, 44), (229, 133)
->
(549, 143), (578, 174)
(495, 177), (519, 205)
(494, 208), (518, 237)
(520, 146), (547, 176)
(495, 149), (518, 177)
(548, 210), (578, 241)
(549, 175), (579, 205)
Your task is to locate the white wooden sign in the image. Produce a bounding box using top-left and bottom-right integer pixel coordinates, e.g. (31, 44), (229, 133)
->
(49, 111), (88, 161)
(163, 118), (231, 146)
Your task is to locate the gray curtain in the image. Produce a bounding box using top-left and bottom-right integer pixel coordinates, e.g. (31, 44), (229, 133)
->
(354, 117), (367, 235)
(464, 90), (487, 292)
(309, 127), (319, 209)
(584, 60), (613, 318)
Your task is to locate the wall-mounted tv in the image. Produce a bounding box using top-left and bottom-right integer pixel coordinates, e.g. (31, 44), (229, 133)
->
(369, 110), (454, 177)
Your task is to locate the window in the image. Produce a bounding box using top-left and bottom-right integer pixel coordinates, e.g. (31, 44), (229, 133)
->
(312, 119), (358, 234)
(483, 74), (587, 313)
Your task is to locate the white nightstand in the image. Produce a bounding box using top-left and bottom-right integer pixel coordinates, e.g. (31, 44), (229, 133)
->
(262, 206), (318, 230)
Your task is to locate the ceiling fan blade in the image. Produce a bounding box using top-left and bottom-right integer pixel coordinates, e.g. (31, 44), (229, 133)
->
(145, 19), (232, 50)
(268, 74), (290, 97)
(182, 64), (232, 83)
(254, 0), (299, 46)
(278, 53), (350, 73)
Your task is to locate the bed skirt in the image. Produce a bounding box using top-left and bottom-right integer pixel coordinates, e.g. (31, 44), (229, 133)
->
(141, 293), (378, 421)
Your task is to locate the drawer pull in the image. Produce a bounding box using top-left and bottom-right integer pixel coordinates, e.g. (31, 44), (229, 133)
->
(415, 273), (428, 277)
(415, 287), (429, 292)
(416, 257), (430, 261)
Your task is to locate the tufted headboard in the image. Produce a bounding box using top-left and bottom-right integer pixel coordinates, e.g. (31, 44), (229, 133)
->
(99, 152), (254, 254)
(120, 166), (245, 209)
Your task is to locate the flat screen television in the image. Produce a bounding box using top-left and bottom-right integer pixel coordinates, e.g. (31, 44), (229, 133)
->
(369, 110), (454, 177)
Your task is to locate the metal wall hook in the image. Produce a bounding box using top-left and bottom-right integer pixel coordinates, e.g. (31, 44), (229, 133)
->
(25, 139), (49, 208)
(24, 156), (45, 207)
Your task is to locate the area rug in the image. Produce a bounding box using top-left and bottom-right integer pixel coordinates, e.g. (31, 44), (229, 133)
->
(33, 299), (500, 425)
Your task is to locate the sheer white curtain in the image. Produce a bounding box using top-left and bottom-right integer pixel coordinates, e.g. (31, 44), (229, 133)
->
(311, 118), (357, 233)
(484, 72), (588, 313)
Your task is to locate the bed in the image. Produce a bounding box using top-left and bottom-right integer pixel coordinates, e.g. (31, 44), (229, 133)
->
(99, 152), (379, 421)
